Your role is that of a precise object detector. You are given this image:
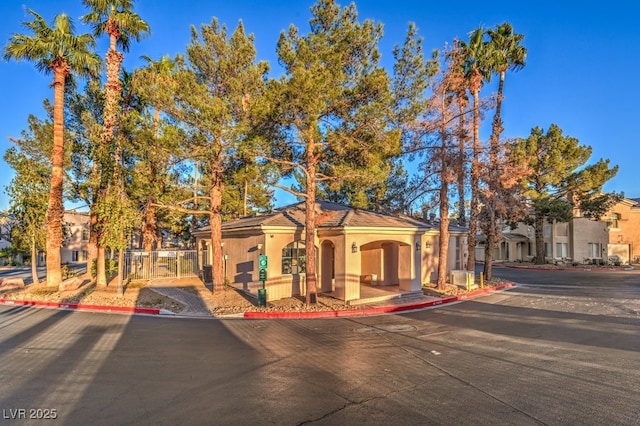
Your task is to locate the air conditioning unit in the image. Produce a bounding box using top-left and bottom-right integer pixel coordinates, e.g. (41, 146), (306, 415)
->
(450, 270), (477, 290)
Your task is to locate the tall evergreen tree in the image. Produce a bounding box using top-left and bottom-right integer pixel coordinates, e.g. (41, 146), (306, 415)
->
(4, 9), (101, 288)
(271, 0), (401, 304)
(154, 19), (270, 292)
(512, 124), (620, 264)
(132, 55), (179, 253)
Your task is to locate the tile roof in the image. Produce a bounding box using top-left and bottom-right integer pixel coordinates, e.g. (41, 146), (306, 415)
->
(203, 200), (441, 233)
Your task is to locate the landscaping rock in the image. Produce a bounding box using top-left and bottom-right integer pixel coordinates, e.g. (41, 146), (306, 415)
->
(0, 277), (25, 291)
(60, 277), (85, 291)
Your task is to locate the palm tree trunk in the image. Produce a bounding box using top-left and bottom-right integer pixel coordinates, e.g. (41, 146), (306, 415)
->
(483, 69), (507, 282)
(437, 94), (451, 290)
(456, 99), (467, 226)
(466, 88), (480, 272)
(483, 207), (495, 281)
(45, 67), (66, 288)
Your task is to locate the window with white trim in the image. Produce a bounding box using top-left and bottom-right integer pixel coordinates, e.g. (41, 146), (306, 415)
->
(556, 242), (568, 258)
(282, 241), (306, 274)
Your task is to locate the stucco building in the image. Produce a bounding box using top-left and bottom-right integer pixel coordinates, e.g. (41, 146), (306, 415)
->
(604, 197), (640, 264)
(194, 201), (468, 303)
(477, 212), (613, 265)
(61, 211), (91, 265)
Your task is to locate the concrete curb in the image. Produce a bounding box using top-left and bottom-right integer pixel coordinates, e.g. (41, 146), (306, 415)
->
(0, 283), (516, 319)
(243, 283), (516, 319)
(495, 264), (634, 272)
(0, 298), (160, 315)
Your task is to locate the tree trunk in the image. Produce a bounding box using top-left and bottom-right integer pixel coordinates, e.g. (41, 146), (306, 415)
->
(483, 70), (506, 283)
(117, 247), (124, 296)
(466, 88), (481, 273)
(142, 201), (157, 250)
(437, 181), (450, 290)
(30, 239), (40, 286)
(483, 207), (496, 281)
(96, 246), (107, 287)
(437, 94), (451, 290)
(456, 98), (467, 226)
(305, 143), (318, 306)
(141, 201), (156, 277)
(209, 155), (224, 292)
(243, 179), (248, 217)
(534, 215), (546, 264)
(45, 67), (66, 288)
(86, 210), (98, 278)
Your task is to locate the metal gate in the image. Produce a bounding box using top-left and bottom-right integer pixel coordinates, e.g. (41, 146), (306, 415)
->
(124, 250), (199, 280)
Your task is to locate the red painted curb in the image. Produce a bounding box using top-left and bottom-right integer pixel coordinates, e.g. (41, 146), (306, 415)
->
(243, 283), (515, 319)
(0, 298), (160, 315)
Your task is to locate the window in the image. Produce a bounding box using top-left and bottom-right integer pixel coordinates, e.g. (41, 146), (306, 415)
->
(543, 224), (551, 238)
(81, 228), (90, 241)
(72, 251), (79, 262)
(82, 251), (88, 262)
(606, 213), (620, 229)
(544, 242), (552, 258)
(556, 242), (568, 258)
(282, 241), (306, 274)
(588, 243), (601, 258)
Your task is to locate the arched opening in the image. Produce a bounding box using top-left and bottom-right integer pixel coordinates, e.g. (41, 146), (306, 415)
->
(319, 240), (335, 293)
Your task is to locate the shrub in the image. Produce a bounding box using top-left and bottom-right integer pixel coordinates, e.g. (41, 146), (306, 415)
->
(91, 258), (118, 278)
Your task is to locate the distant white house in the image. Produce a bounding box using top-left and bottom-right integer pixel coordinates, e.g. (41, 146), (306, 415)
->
(60, 211), (91, 265)
(0, 210), (92, 266)
(477, 215), (609, 265)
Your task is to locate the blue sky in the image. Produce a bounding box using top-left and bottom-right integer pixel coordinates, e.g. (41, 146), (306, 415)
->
(1, 0), (639, 211)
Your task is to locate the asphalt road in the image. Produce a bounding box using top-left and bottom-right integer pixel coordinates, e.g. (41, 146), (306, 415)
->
(0, 264), (86, 285)
(0, 267), (638, 425)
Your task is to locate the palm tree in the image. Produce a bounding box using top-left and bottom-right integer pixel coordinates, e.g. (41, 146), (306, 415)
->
(482, 23), (526, 280)
(82, 0), (149, 287)
(445, 40), (470, 228)
(4, 9), (101, 288)
(82, 0), (150, 141)
(459, 27), (490, 273)
(486, 23), (526, 145)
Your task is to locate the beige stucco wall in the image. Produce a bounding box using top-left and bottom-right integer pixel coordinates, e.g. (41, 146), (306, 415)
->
(571, 217), (608, 263)
(196, 222), (465, 302)
(422, 232), (467, 283)
(421, 233), (438, 283)
(60, 211), (90, 264)
(607, 201), (640, 262)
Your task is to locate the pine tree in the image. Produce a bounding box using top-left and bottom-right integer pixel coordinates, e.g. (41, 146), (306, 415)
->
(270, 0), (401, 304)
(152, 19), (270, 292)
(512, 124), (621, 264)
